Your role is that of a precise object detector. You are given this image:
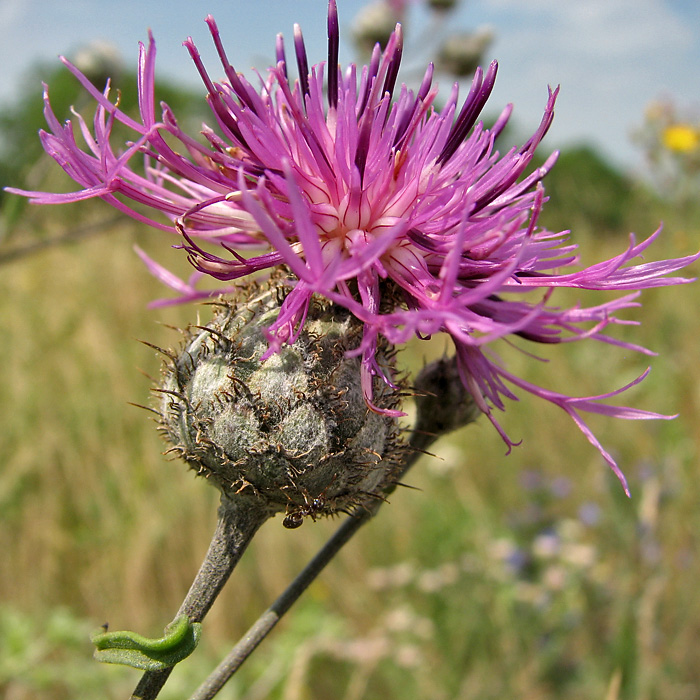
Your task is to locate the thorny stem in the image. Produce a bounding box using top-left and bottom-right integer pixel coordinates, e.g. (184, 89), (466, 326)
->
(188, 356), (478, 700)
(129, 496), (272, 700)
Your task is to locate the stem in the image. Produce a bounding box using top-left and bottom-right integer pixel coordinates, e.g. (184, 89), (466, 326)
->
(129, 495), (271, 700)
(188, 435), (435, 700)
(188, 355), (476, 699)
(0, 214), (124, 266)
(188, 509), (372, 700)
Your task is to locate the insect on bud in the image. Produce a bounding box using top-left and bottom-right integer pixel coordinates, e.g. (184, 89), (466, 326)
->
(157, 278), (408, 528)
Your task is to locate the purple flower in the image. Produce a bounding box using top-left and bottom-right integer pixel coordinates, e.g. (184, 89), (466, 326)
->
(9, 1), (698, 493)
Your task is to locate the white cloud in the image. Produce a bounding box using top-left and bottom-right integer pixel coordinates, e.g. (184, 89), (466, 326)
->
(484, 0), (693, 56)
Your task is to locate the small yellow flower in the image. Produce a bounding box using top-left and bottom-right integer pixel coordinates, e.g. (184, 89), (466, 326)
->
(662, 124), (700, 153)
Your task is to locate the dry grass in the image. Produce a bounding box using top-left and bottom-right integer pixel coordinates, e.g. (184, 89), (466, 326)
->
(1, 196), (699, 699)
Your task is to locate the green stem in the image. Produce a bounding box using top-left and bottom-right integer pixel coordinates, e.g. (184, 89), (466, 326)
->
(129, 495), (271, 700)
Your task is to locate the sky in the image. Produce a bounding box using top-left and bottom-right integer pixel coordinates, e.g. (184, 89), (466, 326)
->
(1, 0), (699, 172)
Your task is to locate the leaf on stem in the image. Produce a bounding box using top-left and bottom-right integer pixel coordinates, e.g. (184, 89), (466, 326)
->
(91, 615), (202, 671)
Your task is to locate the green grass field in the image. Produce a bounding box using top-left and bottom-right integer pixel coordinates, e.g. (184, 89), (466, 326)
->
(1, 156), (699, 700)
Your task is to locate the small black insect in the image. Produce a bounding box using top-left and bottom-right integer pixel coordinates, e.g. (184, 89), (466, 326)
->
(282, 474), (345, 529)
(282, 493), (328, 529)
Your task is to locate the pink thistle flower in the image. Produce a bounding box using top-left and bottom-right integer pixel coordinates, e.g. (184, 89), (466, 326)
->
(9, 0), (698, 493)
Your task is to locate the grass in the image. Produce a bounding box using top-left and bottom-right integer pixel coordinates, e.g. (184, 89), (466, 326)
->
(1, 167), (699, 700)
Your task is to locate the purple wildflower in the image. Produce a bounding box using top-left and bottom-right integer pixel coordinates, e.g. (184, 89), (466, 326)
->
(9, 1), (698, 493)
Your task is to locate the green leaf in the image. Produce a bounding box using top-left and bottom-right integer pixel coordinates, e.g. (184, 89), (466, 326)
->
(90, 615), (202, 671)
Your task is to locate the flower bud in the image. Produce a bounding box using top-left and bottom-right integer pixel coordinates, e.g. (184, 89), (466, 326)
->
(157, 278), (407, 528)
(352, 2), (399, 54)
(437, 28), (494, 78)
(413, 356), (480, 450)
(72, 41), (125, 87)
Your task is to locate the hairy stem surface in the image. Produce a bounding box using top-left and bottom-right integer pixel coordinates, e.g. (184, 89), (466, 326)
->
(130, 495), (271, 700)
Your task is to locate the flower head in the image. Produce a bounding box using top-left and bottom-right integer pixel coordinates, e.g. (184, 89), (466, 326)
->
(159, 275), (408, 527)
(662, 124), (700, 154)
(10, 0), (698, 493)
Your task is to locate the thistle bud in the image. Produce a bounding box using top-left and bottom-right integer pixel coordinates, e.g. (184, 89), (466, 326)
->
(437, 28), (494, 78)
(158, 279), (407, 528)
(352, 2), (399, 54)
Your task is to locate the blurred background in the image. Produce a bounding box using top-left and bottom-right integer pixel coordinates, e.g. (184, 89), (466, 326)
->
(2, 0), (699, 171)
(1, 1), (699, 698)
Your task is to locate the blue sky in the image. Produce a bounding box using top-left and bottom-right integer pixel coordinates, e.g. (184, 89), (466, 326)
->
(1, 0), (699, 171)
